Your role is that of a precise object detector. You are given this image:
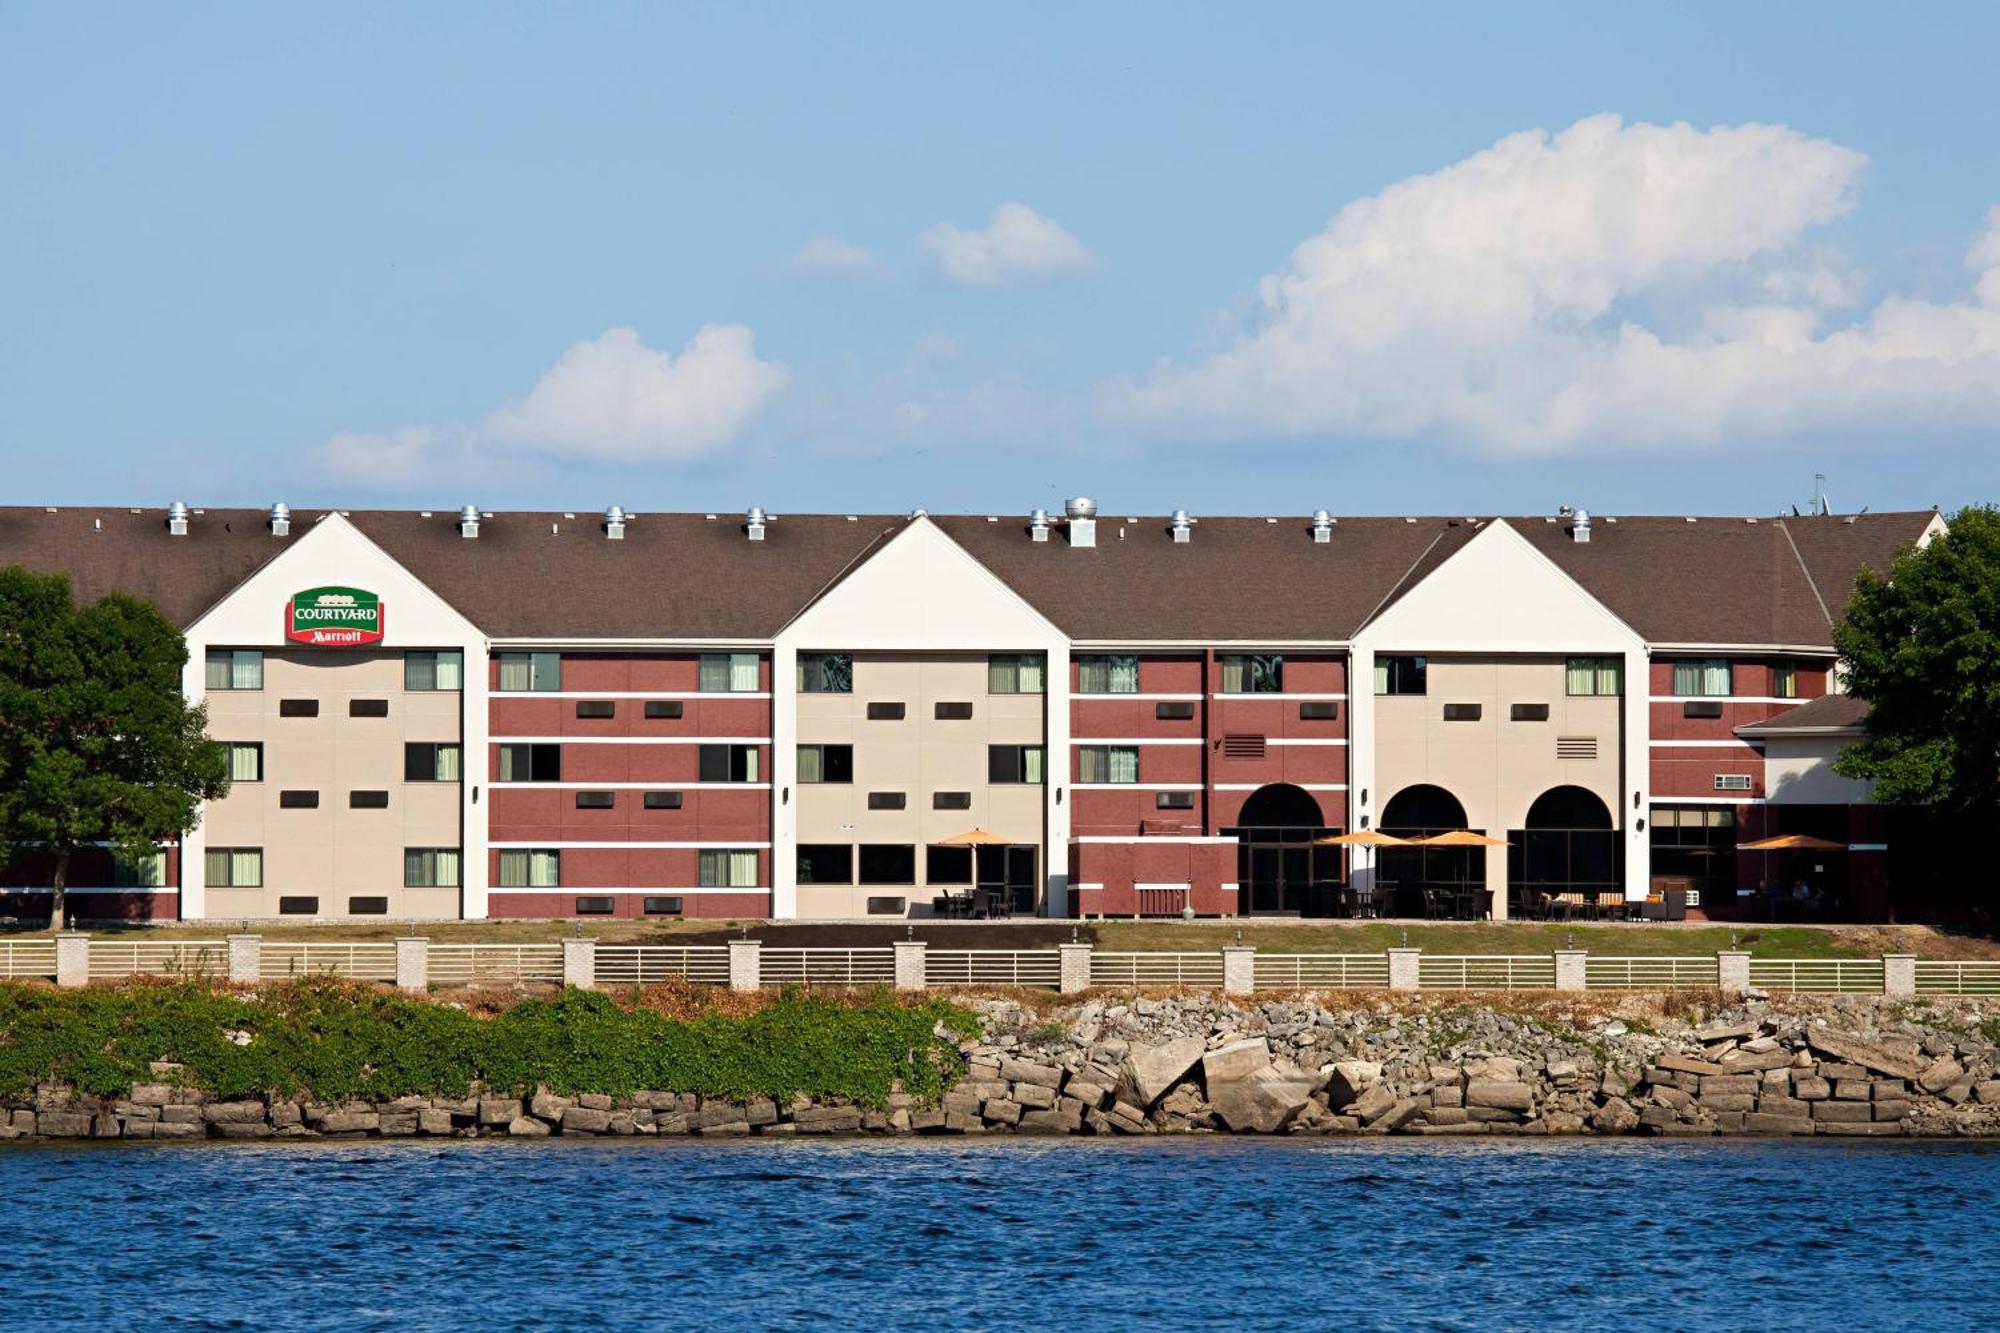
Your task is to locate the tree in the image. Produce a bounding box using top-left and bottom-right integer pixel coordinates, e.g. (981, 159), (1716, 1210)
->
(0, 567), (230, 926)
(1832, 506), (2000, 818)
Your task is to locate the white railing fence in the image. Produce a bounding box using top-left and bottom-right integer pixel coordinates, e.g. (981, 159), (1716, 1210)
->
(260, 942), (399, 982)
(1418, 955), (1558, 991)
(1089, 951), (1227, 989)
(0, 939), (59, 980)
(1584, 956), (1722, 990)
(1746, 958), (1886, 993)
(1912, 960), (2000, 995)
(427, 943), (563, 987)
(1252, 954), (1391, 990)
(87, 939), (229, 981)
(759, 947), (897, 987)
(925, 949), (1062, 989)
(595, 945), (732, 987)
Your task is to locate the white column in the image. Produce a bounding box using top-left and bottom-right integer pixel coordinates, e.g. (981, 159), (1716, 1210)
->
(1621, 646), (1651, 903)
(1043, 642), (1072, 917)
(728, 938), (762, 992)
(1347, 646), (1377, 894)
(396, 937), (430, 993)
(1882, 954), (1916, 996)
(1386, 947), (1420, 992)
(770, 642), (797, 920)
(179, 648), (208, 921)
(1553, 949), (1587, 992)
(893, 939), (927, 992)
(1058, 942), (1092, 994)
(561, 937), (596, 990)
(460, 637), (491, 920)
(55, 933), (90, 988)
(226, 933), (262, 985)
(1717, 950), (1751, 995)
(1221, 945), (1256, 997)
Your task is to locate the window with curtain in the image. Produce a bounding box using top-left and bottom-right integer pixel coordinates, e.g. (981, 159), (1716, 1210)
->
(798, 744), (852, 784)
(987, 744), (1045, 783)
(1671, 659), (1732, 697)
(1773, 665), (1799, 699)
(405, 743), (461, 782)
(227, 743), (263, 782)
(1076, 654), (1139, 694)
(497, 744), (560, 782)
(404, 651), (464, 691)
(1220, 654), (1283, 694)
(700, 653), (760, 692)
(797, 652), (853, 693)
(698, 849), (760, 888)
(204, 649), (263, 690)
(110, 851), (166, 888)
(496, 652), (560, 692)
(698, 744), (761, 783)
(987, 654), (1045, 694)
(404, 848), (462, 888)
(1565, 657), (1623, 697)
(1373, 655), (1428, 696)
(1078, 746), (1139, 783)
(498, 849), (559, 888)
(204, 848), (263, 887)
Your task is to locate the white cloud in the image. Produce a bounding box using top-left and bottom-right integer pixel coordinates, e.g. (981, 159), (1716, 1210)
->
(1099, 114), (2000, 453)
(320, 325), (787, 483)
(919, 201), (1094, 287)
(784, 233), (883, 277)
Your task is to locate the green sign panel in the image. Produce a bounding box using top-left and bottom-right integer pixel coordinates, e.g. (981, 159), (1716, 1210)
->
(286, 586), (384, 647)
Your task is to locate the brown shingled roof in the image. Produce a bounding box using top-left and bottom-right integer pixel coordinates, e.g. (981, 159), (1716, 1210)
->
(1735, 693), (1871, 735)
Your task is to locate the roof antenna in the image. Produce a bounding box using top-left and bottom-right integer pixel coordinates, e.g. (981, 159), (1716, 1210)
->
(1811, 472), (1831, 517)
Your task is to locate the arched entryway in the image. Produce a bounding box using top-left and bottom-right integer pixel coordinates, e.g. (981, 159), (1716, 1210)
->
(1225, 783), (1337, 916)
(1378, 784), (1480, 916)
(1509, 785), (1618, 913)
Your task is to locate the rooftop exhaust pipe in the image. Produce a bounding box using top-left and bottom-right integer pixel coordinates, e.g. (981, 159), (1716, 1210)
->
(603, 504), (627, 540)
(1311, 509), (1333, 544)
(1570, 508), (1591, 543)
(1029, 508), (1050, 542)
(458, 504), (481, 539)
(1169, 508), (1192, 543)
(167, 501), (190, 537)
(746, 505), (767, 542)
(1065, 496), (1097, 549)
(268, 502), (291, 537)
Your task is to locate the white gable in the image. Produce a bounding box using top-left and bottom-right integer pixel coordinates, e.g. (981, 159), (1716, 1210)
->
(778, 517), (1063, 650)
(1357, 520), (1640, 653)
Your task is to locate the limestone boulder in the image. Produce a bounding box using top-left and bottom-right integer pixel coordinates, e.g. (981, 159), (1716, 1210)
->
(1325, 1060), (1383, 1109)
(1117, 1036), (1205, 1109)
(1201, 1038), (1273, 1086)
(1208, 1060), (1319, 1134)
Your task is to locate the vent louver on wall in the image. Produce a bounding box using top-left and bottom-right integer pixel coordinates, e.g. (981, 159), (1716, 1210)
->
(1714, 773), (1754, 792)
(1221, 734), (1266, 759)
(1556, 736), (1597, 760)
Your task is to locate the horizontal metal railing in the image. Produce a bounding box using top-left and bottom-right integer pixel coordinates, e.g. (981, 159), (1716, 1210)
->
(1134, 887), (1190, 918)
(0, 939), (59, 980)
(759, 947), (896, 986)
(595, 945), (732, 987)
(1584, 956), (1721, 990)
(1252, 954), (1390, 990)
(1089, 951), (1226, 989)
(260, 942), (398, 982)
(1418, 955), (1558, 991)
(87, 939), (229, 980)
(1746, 957), (1885, 993)
(426, 943), (563, 987)
(924, 949), (1062, 989)
(1912, 960), (2000, 995)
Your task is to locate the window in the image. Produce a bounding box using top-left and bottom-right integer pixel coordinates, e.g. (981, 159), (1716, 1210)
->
(859, 844), (916, 884)
(1442, 703), (1482, 722)
(933, 791), (971, 810)
(868, 791), (906, 810)
(405, 742), (462, 782)
(697, 744), (761, 783)
(575, 700), (616, 719)
(798, 744), (853, 784)
(497, 849), (560, 888)
(496, 651), (561, 692)
(404, 651), (463, 691)
(1156, 791), (1196, 810)
(204, 848), (263, 888)
(1156, 701), (1196, 720)
(1651, 806), (1736, 889)
(644, 700), (683, 720)
(643, 791), (683, 810)
(1374, 656), (1427, 695)
(1299, 702), (1339, 720)
(1671, 659), (1732, 697)
(405, 848), (462, 888)
(988, 744), (1045, 784)
(348, 897), (389, 916)
(204, 649), (263, 691)
(926, 845), (972, 884)
(278, 896), (318, 916)
(349, 698), (389, 718)
(1566, 657), (1623, 697)
(698, 849), (760, 888)
(866, 701), (905, 720)
(278, 790), (319, 809)
(349, 790), (389, 809)
(1076, 654), (1138, 694)
(574, 791), (615, 809)
(227, 742), (263, 783)
(797, 653), (853, 694)
(279, 699), (318, 718)
(1683, 700), (1724, 719)
(934, 701), (973, 720)
(797, 844), (853, 884)
(699, 652), (760, 693)
(866, 896), (907, 916)
(1511, 703), (1550, 722)
(1077, 746), (1139, 784)
(497, 743), (561, 782)
(987, 654), (1045, 694)
(574, 897), (614, 915)
(1220, 654), (1283, 694)
(643, 896), (684, 916)
(1773, 665), (1800, 699)
(109, 851), (166, 888)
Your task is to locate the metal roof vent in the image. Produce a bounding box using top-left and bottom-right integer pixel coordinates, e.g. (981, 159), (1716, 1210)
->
(1029, 507), (1050, 542)
(1169, 508), (1192, 543)
(1570, 508), (1591, 543)
(603, 504), (627, 540)
(167, 501), (190, 537)
(458, 504), (481, 539)
(746, 505), (767, 542)
(267, 502), (291, 537)
(1064, 496), (1097, 549)
(1311, 509), (1333, 544)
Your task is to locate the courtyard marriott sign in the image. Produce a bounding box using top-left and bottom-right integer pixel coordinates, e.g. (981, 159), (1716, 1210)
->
(287, 586), (385, 646)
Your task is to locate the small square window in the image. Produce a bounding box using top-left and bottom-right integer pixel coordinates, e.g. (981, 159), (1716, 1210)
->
(1684, 700), (1724, 719)
(573, 896), (615, 915)
(1442, 703), (1482, 722)
(278, 896), (319, 916)
(574, 791), (615, 809)
(279, 699), (319, 718)
(643, 896), (684, 916)
(868, 791), (907, 810)
(932, 791), (971, 810)
(1156, 791), (1196, 810)
(1298, 701), (1339, 720)
(643, 791), (683, 810)
(349, 790), (389, 809)
(934, 701), (973, 720)
(347, 896), (389, 916)
(349, 699), (389, 718)
(866, 701), (905, 721)
(1510, 703), (1550, 722)
(575, 700), (616, 719)
(278, 790), (319, 809)
(1155, 701), (1196, 720)
(866, 896), (907, 916)
(644, 700), (683, 720)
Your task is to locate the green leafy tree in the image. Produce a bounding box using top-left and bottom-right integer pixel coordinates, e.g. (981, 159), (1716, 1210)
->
(1833, 506), (2000, 816)
(0, 567), (229, 926)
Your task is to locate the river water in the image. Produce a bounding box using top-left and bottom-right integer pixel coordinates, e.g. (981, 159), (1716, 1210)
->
(0, 1138), (1992, 1330)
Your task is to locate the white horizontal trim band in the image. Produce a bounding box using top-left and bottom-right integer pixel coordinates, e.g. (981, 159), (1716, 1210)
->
(487, 887), (771, 896)
(1133, 882), (1192, 890)
(1068, 738), (1204, 747)
(1651, 796), (1764, 805)
(1647, 696), (1807, 706)
(1212, 783), (1348, 791)
(1266, 738), (1349, 747)
(1073, 835), (1239, 845)
(1073, 692), (1202, 702)
(493, 782), (772, 791)
(488, 736), (770, 745)
(497, 691), (771, 701)
(1648, 739), (1764, 749)
(1, 886), (179, 895)
(488, 841), (772, 850)
(1208, 693), (1348, 701)
(1072, 783), (1201, 791)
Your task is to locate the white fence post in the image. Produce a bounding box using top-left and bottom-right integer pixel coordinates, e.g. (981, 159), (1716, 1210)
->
(561, 937), (597, 990)
(1221, 945), (1256, 997)
(226, 933), (262, 985)
(728, 939), (762, 993)
(54, 933), (90, 988)
(1386, 948), (1421, 992)
(1553, 950), (1587, 992)
(1882, 954), (1916, 996)
(395, 937), (429, 994)
(1717, 950), (1751, 996)
(1058, 942), (1092, 995)
(893, 939), (927, 992)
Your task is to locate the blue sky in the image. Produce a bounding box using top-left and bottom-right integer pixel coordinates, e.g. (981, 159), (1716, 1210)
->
(4, 4), (1998, 519)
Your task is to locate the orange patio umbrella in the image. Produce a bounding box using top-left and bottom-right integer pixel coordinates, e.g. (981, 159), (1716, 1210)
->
(936, 828), (1012, 847)
(1736, 833), (1847, 851)
(1312, 830), (1416, 847)
(1409, 830), (1511, 847)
